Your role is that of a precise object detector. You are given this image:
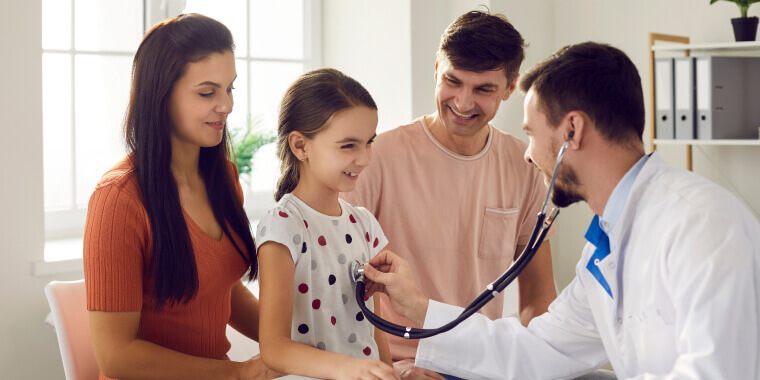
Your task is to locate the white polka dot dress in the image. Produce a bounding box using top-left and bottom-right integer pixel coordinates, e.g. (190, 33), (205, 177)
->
(255, 194), (388, 360)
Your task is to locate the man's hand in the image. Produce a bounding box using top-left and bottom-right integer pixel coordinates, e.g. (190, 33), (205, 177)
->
(393, 359), (445, 380)
(363, 250), (429, 327)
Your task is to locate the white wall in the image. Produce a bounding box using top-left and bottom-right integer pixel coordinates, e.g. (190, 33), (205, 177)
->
(322, 0), (413, 132)
(0, 0), (84, 378)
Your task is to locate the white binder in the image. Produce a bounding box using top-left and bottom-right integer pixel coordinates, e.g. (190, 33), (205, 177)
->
(696, 56), (760, 139)
(654, 58), (675, 139)
(674, 57), (696, 140)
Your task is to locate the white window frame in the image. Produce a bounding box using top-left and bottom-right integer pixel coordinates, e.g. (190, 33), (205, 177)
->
(42, 0), (322, 265)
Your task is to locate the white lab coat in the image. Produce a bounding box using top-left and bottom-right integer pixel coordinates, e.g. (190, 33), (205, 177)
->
(416, 152), (760, 379)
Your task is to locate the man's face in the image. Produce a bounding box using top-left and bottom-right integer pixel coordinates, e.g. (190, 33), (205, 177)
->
(522, 89), (584, 208)
(434, 58), (513, 138)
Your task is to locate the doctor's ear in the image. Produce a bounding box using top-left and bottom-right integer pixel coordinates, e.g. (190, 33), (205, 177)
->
(288, 131), (308, 162)
(563, 110), (587, 149)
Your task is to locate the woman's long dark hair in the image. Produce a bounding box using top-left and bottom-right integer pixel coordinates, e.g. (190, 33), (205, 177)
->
(125, 13), (256, 308)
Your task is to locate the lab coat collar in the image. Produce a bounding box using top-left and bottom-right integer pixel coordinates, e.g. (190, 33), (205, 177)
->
(599, 153), (649, 235)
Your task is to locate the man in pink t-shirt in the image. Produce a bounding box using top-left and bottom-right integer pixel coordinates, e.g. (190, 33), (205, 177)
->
(341, 10), (557, 380)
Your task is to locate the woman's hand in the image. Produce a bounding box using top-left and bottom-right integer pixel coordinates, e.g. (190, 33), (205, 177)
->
(336, 358), (400, 380)
(239, 354), (284, 379)
(363, 250), (429, 327)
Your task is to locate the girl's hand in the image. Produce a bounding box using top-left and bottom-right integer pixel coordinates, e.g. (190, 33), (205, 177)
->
(239, 354), (284, 379)
(336, 358), (400, 380)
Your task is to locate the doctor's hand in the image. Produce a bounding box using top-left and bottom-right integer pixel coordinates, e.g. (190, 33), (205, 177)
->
(393, 359), (445, 380)
(363, 250), (429, 327)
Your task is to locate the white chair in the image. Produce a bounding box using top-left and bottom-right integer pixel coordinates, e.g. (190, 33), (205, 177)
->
(44, 280), (100, 380)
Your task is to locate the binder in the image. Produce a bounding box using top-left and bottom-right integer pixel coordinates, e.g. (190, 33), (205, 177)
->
(654, 58), (675, 139)
(674, 57), (696, 139)
(695, 56), (760, 139)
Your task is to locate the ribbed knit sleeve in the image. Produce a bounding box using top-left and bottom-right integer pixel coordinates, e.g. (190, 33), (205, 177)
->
(83, 179), (149, 312)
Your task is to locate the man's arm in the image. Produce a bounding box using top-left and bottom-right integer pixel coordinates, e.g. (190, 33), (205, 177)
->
(515, 242), (557, 326)
(365, 250), (608, 380)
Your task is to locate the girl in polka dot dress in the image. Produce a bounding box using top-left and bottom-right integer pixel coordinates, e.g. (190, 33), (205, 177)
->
(256, 68), (397, 379)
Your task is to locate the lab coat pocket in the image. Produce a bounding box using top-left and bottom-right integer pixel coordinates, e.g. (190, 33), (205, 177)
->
(478, 207), (519, 260)
(626, 309), (676, 373)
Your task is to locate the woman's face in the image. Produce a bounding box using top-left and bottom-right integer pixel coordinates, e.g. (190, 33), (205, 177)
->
(168, 50), (237, 150)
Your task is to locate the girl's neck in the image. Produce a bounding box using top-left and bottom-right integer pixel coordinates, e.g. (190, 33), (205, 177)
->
(170, 138), (202, 186)
(291, 178), (342, 217)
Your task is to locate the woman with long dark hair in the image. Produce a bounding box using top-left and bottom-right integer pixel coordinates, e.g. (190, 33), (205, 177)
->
(83, 14), (276, 379)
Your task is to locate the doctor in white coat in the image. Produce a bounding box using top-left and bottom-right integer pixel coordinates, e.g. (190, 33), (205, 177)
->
(361, 42), (760, 379)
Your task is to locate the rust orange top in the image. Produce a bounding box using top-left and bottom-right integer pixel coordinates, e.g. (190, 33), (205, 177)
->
(83, 155), (250, 380)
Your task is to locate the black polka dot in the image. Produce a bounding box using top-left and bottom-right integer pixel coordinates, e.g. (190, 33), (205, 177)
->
(328, 274), (336, 285)
(298, 324), (309, 334)
(345, 234), (353, 244)
(356, 312), (364, 321)
(301, 242), (307, 253)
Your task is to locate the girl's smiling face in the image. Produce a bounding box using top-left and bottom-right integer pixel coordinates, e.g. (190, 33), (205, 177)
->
(301, 106), (378, 195)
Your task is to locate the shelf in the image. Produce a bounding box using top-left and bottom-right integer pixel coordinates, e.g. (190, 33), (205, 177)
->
(651, 41), (760, 51)
(654, 139), (760, 146)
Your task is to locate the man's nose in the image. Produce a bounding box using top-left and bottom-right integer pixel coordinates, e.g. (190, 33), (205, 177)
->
(524, 148), (533, 164)
(454, 89), (474, 111)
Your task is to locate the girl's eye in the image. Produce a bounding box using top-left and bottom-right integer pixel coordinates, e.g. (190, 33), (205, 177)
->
(227, 86), (235, 93)
(200, 92), (214, 98)
(341, 144), (355, 149)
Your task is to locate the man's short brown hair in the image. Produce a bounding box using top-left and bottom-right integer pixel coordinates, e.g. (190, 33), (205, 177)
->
(519, 42), (645, 144)
(438, 10), (526, 85)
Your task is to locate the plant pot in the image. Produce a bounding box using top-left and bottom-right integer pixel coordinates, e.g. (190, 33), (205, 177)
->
(731, 16), (759, 42)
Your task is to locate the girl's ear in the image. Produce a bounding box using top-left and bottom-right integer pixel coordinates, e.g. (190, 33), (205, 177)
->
(288, 131), (308, 161)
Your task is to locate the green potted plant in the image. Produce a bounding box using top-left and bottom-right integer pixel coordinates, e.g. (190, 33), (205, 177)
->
(228, 116), (276, 180)
(710, 0), (760, 41)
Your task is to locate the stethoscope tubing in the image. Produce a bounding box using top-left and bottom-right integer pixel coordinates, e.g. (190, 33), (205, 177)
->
(354, 141), (570, 340)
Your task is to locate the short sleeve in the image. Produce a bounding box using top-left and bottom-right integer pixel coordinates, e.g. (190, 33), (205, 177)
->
(255, 208), (305, 264)
(517, 169), (558, 246)
(353, 205), (388, 259)
(83, 184), (148, 312)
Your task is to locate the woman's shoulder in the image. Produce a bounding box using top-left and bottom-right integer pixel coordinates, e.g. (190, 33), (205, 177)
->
(93, 155), (142, 201)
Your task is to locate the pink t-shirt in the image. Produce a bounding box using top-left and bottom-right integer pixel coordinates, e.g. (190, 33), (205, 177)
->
(341, 116), (556, 360)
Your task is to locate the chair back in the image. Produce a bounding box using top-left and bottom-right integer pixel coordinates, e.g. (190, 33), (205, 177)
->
(45, 280), (100, 380)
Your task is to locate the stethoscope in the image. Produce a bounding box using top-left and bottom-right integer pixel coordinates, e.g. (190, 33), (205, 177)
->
(349, 137), (571, 340)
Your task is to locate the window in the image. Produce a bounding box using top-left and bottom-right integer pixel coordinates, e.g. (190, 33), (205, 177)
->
(42, 0), (321, 261)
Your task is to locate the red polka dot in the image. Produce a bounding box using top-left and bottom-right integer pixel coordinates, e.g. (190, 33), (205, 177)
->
(373, 238), (379, 248)
(298, 283), (308, 293)
(363, 347), (372, 356)
(349, 214), (357, 223)
(312, 299), (321, 309)
(318, 236), (327, 246)
(279, 211), (289, 218)
(304, 220), (308, 228)
(331, 316), (336, 325)
(365, 232), (370, 242)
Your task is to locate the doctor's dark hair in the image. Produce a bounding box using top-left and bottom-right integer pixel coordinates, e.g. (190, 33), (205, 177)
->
(275, 68), (377, 202)
(519, 42), (645, 144)
(438, 10), (526, 86)
(124, 13), (257, 309)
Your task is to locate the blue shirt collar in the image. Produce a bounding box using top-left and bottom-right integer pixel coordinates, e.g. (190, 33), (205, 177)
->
(599, 154), (649, 232)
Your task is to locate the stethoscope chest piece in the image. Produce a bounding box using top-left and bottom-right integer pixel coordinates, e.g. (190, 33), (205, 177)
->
(350, 260), (365, 283)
